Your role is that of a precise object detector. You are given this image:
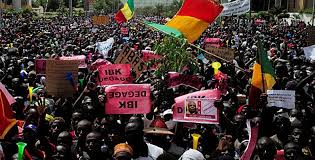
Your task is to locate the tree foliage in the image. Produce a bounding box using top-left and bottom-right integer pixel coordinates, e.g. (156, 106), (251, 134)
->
(153, 36), (198, 77)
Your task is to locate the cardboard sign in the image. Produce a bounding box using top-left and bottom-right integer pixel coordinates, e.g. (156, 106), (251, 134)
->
(92, 15), (110, 25)
(60, 55), (87, 68)
(173, 90), (221, 124)
(167, 72), (203, 90)
(267, 90), (295, 109)
(240, 120), (259, 160)
(115, 45), (146, 78)
(46, 60), (79, 97)
(97, 64), (133, 86)
(184, 98), (218, 122)
(105, 84), (151, 114)
(121, 27), (129, 35)
(35, 59), (46, 75)
(205, 44), (235, 61)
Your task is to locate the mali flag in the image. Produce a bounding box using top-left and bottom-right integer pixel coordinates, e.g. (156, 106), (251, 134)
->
(145, 0), (223, 43)
(0, 82), (17, 139)
(115, 0), (135, 23)
(249, 41), (276, 108)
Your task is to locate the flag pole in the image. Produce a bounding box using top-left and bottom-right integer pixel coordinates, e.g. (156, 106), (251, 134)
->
(258, 43), (266, 93)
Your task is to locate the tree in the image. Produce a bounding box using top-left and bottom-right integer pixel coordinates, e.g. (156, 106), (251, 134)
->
(93, 0), (121, 14)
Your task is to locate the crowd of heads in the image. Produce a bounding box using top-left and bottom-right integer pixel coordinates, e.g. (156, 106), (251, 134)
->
(0, 12), (314, 160)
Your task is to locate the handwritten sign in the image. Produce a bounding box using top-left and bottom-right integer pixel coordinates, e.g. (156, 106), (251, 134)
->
(167, 72), (203, 90)
(97, 64), (133, 86)
(35, 59), (46, 75)
(105, 84), (151, 114)
(173, 90), (221, 124)
(141, 50), (161, 62)
(60, 55), (87, 68)
(46, 60), (79, 97)
(184, 98), (218, 123)
(115, 45), (146, 78)
(205, 44), (235, 61)
(204, 38), (220, 47)
(92, 15), (110, 25)
(267, 90), (295, 109)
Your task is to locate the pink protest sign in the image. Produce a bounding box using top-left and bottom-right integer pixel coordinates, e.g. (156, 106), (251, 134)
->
(35, 59), (47, 75)
(141, 50), (161, 62)
(97, 64), (133, 86)
(204, 38), (220, 48)
(90, 59), (112, 71)
(60, 55), (87, 68)
(167, 72), (203, 90)
(105, 84), (151, 114)
(121, 27), (129, 35)
(173, 89), (221, 124)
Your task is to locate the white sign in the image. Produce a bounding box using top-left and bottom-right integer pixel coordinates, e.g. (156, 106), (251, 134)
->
(184, 98), (218, 124)
(303, 45), (315, 60)
(220, 0), (250, 16)
(96, 38), (114, 58)
(267, 90), (295, 109)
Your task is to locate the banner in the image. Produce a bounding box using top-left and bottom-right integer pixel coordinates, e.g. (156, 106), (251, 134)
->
(60, 55), (87, 68)
(205, 44), (235, 61)
(240, 120), (259, 160)
(167, 72), (203, 90)
(92, 15), (110, 25)
(121, 27), (129, 35)
(173, 90), (221, 124)
(267, 90), (295, 109)
(115, 45), (146, 78)
(303, 45), (315, 60)
(35, 59), (46, 75)
(96, 38), (115, 58)
(105, 84), (151, 114)
(46, 60), (79, 97)
(97, 64), (133, 86)
(220, 0), (250, 17)
(204, 38), (220, 48)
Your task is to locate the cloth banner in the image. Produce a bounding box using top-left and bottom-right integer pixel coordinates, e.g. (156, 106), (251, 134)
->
(35, 59), (47, 75)
(60, 55), (87, 68)
(167, 72), (203, 90)
(97, 64), (133, 86)
(173, 89), (221, 124)
(141, 50), (161, 62)
(96, 38), (115, 58)
(105, 84), (151, 114)
(303, 45), (315, 60)
(220, 0), (250, 17)
(267, 90), (295, 109)
(240, 120), (259, 160)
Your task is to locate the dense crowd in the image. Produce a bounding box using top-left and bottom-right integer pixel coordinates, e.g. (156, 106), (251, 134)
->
(0, 12), (314, 160)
